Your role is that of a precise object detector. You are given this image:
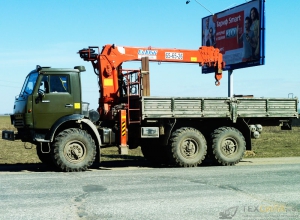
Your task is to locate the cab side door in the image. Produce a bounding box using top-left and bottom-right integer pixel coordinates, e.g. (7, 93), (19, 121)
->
(32, 72), (80, 129)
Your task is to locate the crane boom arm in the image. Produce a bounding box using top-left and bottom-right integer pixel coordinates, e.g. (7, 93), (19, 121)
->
(78, 44), (225, 118)
(79, 44), (224, 83)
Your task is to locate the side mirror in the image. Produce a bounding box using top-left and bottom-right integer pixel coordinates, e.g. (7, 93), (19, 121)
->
(35, 89), (45, 104)
(38, 89), (45, 98)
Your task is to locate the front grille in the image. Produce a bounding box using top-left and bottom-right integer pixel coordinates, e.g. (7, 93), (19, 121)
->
(14, 114), (23, 119)
(14, 119), (24, 128)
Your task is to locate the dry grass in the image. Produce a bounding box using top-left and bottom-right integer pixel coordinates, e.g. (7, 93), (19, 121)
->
(0, 116), (299, 165)
(250, 126), (300, 158)
(0, 115), (16, 131)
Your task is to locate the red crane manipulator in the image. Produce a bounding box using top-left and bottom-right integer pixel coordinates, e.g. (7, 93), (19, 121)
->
(78, 44), (225, 118)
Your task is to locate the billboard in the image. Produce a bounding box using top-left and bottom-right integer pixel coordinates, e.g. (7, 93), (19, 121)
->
(202, 0), (265, 73)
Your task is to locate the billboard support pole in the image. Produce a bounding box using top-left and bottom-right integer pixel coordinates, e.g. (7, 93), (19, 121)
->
(228, 70), (233, 97)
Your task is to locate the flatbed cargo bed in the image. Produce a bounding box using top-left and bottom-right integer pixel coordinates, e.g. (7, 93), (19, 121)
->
(141, 97), (298, 122)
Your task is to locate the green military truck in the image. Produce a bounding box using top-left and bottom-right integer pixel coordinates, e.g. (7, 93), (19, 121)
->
(2, 63), (298, 171)
(2, 45), (298, 171)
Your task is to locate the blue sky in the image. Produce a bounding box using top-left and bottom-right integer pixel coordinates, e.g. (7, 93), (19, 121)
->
(0, 0), (299, 113)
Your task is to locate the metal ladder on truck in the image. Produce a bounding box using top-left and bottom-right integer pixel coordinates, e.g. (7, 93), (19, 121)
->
(121, 57), (150, 125)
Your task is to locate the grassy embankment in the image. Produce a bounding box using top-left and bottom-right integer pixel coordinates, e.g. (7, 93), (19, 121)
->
(0, 116), (299, 164)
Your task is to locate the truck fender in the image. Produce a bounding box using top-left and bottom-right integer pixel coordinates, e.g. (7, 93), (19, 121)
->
(76, 118), (102, 147)
(48, 114), (84, 142)
(48, 114), (101, 147)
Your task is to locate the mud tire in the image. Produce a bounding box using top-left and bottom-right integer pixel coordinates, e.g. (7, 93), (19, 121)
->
(211, 127), (246, 166)
(168, 127), (207, 167)
(52, 128), (96, 172)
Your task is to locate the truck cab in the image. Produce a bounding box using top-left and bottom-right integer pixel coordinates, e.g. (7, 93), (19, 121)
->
(10, 65), (86, 142)
(3, 65), (102, 172)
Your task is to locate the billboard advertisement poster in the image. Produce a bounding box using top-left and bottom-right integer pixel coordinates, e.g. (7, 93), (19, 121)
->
(202, 0), (265, 73)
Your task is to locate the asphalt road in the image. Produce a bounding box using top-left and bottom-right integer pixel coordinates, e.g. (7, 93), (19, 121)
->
(0, 158), (300, 220)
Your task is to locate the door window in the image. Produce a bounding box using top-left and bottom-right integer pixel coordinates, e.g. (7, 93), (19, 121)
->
(39, 75), (69, 93)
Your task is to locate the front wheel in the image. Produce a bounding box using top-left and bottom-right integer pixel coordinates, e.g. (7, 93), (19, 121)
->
(211, 127), (246, 166)
(52, 128), (96, 172)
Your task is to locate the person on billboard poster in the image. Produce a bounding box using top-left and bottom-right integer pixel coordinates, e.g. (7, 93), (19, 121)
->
(250, 7), (260, 59)
(237, 17), (254, 62)
(203, 18), (210, 46)
(206, 27), (216, 47)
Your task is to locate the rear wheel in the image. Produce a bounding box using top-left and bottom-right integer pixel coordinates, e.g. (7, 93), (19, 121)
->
(52, 128), (96, 172)
(168, 127), (207, 167)
(211, 127), (246, 166)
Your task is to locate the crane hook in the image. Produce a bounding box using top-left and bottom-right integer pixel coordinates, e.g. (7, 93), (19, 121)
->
(214, 65), (223, 86)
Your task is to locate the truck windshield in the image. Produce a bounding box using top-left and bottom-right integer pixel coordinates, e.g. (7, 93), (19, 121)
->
(20, 72), (38, 96)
